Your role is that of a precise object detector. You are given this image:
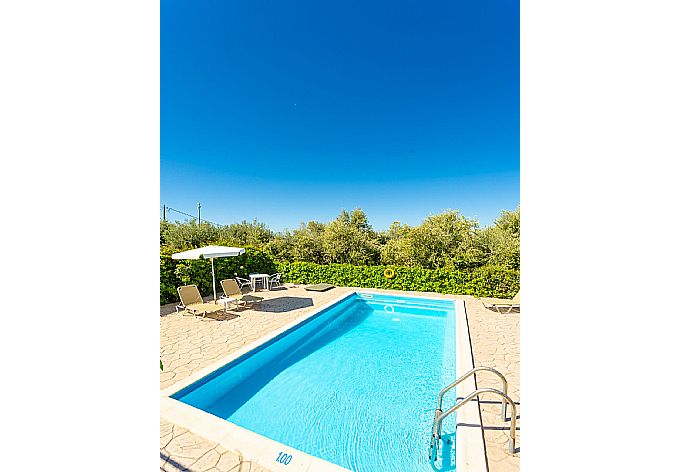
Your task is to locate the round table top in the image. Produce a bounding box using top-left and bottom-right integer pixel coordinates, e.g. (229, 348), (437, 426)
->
(249, 273), (269, 278)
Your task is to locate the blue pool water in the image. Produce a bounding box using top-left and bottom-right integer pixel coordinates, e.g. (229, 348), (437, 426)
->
(173, 293), (458, 472)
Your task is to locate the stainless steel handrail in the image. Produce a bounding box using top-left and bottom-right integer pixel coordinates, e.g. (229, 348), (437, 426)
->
(436, 366), (509, 421)
(429, 388), (518, 462)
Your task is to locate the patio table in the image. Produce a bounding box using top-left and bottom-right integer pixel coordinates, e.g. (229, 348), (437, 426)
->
(249, 273), (269, 292)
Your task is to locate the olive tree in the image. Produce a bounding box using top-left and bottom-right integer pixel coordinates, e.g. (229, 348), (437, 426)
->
(322, 209), (381, 265)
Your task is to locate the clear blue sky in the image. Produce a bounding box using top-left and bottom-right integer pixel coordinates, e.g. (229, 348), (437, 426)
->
(161, 0), (519, 231)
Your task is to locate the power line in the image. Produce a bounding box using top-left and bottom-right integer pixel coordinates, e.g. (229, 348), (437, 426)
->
(161, 205), (223, 227)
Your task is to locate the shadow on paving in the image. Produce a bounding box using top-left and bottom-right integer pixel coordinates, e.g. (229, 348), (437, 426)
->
(253, 296), (314, 313)
(201, 311), (242, 322)
(160, 452), (190, 471)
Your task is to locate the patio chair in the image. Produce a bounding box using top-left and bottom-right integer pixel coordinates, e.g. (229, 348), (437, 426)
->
(236, 276), (252, 292)
(176, 285), (224, 320)
(480, 290), (520, 314)
(268, 273), (282, 290)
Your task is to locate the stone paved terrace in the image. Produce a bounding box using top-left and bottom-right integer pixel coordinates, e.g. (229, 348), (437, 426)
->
(160, 285), (519, 472)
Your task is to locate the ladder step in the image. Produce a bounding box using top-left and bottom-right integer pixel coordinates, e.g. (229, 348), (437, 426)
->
(430, 367), (518, 463)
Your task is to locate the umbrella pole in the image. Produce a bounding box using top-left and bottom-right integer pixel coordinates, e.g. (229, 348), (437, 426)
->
(211, 258), (217, 302)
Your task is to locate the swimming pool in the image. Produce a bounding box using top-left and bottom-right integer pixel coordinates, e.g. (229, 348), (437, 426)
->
(162, 291), (482, 472)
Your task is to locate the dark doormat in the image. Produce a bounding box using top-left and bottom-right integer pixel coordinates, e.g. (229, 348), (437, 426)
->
(304, 283), (336, 292)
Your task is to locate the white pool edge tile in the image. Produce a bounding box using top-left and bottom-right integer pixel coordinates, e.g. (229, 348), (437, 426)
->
(455, 299), (489, 472)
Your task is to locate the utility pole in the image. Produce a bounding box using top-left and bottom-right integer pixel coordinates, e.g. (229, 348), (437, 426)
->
(197, 202), (201, 226)
(162, 205), (166, 222)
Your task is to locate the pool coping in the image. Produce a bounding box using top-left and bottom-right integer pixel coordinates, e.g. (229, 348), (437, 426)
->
(454, 299), (489, 472)
(160, 290), (487, 472)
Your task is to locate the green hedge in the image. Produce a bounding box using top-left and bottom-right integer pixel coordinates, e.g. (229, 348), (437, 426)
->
(277, 262), (519, 298)
(160, 246), (180, 304)
(160, 248), (519, 304)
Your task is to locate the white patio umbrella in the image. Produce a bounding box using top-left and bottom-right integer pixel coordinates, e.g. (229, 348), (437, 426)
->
(171, 245), (246, 302)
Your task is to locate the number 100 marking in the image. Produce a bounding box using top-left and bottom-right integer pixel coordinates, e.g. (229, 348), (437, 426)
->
(276, 452), (293, 465)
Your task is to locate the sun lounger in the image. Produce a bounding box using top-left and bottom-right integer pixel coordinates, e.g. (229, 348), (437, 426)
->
(219, 279), (243, 309)
(480, 290), (520, 314)
(239, 294), (263, 307)
(176, 284), (224, 319)
(221, 279), (263, 308)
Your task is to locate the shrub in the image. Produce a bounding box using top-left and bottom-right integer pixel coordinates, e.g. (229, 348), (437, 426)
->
(277, 262), (519, 298)
(160, 245), (181, 304)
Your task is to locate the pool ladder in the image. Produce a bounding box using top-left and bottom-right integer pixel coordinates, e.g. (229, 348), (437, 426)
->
(428, 367), (518, 463)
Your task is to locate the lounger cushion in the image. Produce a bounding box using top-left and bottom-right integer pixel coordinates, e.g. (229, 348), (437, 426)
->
(185, 302), (224, 314)
(178, 285), (204, 305)
(221, 279), (243, 297)
(305, 283), (335, 292)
